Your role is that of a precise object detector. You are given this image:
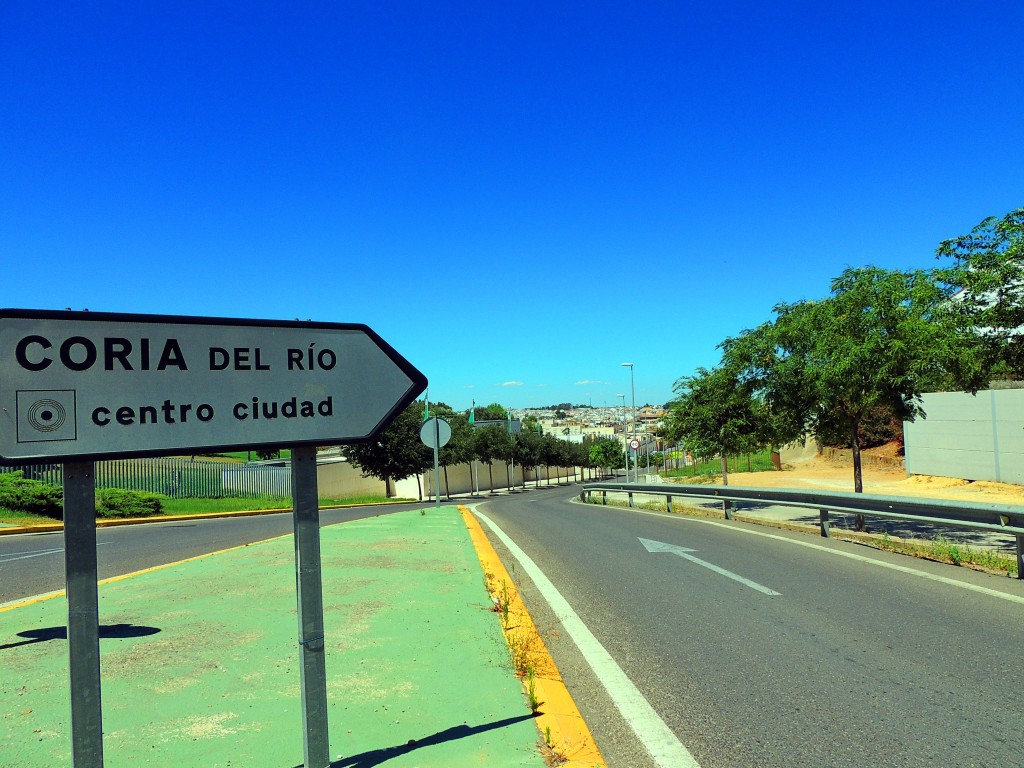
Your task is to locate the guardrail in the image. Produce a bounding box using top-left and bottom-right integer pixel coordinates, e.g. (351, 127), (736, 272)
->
(580, 482), (1024, 578)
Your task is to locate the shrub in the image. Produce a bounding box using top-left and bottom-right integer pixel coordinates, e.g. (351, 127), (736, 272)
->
(0, 471), (64, 519)
(95, 488), (164, 518)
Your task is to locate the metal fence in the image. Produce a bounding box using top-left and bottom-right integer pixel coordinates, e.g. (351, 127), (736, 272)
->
(1, 458), (290, 499)
(581, 481), (1024, 578)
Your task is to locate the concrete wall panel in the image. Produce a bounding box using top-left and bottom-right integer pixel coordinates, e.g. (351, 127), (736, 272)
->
(904, 390), (1024, 484)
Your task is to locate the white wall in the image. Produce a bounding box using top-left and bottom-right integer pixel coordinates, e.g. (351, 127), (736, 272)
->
(394, 461), (583, 500)
(316, 458), (388, 499)
(903, 389), (1024, 484)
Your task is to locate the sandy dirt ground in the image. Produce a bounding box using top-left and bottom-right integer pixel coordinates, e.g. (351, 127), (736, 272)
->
(723, 445), (1024, 508)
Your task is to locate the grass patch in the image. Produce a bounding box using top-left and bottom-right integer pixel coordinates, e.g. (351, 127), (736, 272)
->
(877, 532), (1018, 576)
(661, 450), (777, 480)
(0, 505), (59, 527)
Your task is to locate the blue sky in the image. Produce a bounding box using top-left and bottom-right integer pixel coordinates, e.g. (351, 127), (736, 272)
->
(2, 2), (1021, 411)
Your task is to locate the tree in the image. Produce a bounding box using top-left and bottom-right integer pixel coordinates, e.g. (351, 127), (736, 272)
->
(565, 441), (588, 481)
(664, 365), (766, 485)
(473, 424), (512, 492)
(341, 401), (433, 499)
(474, 403), (509, 421)
(539, 434), (564, 485)
(724, 267), (987, 526)
(513, 429), (546, 486)
(936, 207), (1024, 377)
(587, 437), (623, 477)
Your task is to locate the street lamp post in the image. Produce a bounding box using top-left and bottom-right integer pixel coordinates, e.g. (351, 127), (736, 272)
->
(617, 393), (628, 481)
(621, 362), (635, 482)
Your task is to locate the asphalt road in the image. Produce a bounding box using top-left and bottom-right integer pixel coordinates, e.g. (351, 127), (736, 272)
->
(472, 483), (1024, 768)
(5, 490), (1023, 767)
(0, 502), (426, 604)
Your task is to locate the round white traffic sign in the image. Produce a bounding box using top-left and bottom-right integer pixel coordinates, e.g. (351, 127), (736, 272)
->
(420, 417), (452, 449)
(629, 438), (641, 451)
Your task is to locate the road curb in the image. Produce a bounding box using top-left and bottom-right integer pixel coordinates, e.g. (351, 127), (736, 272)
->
(459, 504), (607, 767)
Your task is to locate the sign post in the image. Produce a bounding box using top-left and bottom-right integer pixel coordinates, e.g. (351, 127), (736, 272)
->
(419, 417), (451, 508)
(64, 461), (103, 768)
(0, 309), (426, 768)
(291, 445), (329, 768)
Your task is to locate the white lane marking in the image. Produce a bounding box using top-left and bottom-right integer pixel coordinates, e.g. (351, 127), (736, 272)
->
(627, 508), (1024, 606)
(0, 547), (64, 563)
(472, 507), (701, 768)
(638, 537), (782, 596)
(0, 541), (110, 565)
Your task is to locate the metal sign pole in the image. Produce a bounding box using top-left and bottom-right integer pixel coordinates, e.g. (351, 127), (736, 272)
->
(290, 446), (330, 768)
(63, 461), (104, 768)
(433, 419), (441, 508)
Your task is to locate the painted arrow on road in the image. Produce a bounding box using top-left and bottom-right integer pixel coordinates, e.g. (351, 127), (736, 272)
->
(638, 537), (781, 596)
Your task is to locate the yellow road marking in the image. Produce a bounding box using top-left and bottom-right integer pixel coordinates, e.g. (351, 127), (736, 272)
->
(459, 504), (607, 767)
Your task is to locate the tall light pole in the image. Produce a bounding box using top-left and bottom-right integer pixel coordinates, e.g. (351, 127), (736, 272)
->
(621, 362), (635, 482)
(617, 393), (628, 481)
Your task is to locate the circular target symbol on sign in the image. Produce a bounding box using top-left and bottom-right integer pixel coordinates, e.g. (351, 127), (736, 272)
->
(28, 399), (67, 433)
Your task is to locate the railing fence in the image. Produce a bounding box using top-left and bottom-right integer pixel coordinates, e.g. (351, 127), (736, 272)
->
(1, 458), (290, 499)
(581, 481), (1024, 578)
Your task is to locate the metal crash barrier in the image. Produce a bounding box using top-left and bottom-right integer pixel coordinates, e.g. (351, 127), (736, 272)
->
(580, 482), (1024, 579)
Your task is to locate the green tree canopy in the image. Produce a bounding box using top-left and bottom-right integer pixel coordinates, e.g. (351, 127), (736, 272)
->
(341, 400), (432, 495)
(936, 207), (1024, 376)
(587, 437), (624, 472)
(664, 364), (766, 484)
(722, 266), (987, 515)
(473, 424), (512, 490)
(474, 403), (509, 421)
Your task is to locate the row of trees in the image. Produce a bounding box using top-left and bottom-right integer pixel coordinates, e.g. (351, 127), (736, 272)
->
(341, 401), (628, 498)
(664, 207), (1023, 525)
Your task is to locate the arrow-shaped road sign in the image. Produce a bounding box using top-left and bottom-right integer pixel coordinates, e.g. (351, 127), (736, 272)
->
(638, 536), (781, 596)
(0, 309), (427, 463)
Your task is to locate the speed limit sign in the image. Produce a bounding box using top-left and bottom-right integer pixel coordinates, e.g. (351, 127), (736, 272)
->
(629, 438), (640, 450)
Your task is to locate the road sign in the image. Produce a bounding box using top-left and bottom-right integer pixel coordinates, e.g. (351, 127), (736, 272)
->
(420, 417), (451, 449)
(0, 309), (427, 463)
(629, 438), (641, 451)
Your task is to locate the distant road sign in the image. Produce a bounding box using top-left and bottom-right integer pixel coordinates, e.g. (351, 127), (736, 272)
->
(629, 438), (641, 451)
(420, 417), (451, 449)
(0, 309), (427, 463)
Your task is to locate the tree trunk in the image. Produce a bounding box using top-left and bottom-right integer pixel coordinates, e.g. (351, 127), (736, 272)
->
(415, 474), (422, 501)
(852, 420), (866, 530)
(487, 463), (495, 493)
(719, 453), (730, 516)
(443, 465), (450, 500)
(385, 476), (393, 498)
